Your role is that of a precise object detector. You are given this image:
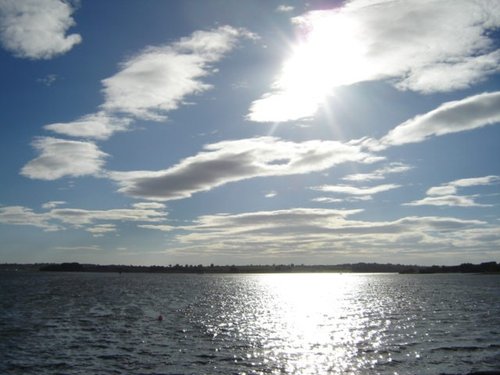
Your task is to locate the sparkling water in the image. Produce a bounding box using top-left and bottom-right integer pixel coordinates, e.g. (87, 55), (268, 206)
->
(1, 272), (499, 374)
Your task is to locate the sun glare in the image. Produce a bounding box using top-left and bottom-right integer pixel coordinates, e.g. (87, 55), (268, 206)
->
(258, 11), (370, 122)
(287, 13), (368, 90)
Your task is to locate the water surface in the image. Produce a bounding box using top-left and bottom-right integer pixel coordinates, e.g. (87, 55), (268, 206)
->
(1, 272), (499, 374)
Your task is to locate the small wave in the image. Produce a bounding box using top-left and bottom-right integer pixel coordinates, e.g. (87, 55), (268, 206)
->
(440, 372), (500, 375)
(432, 345), (497, 353)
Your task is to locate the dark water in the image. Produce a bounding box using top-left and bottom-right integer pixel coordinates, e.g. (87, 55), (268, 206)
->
(0, 272), (499, 375)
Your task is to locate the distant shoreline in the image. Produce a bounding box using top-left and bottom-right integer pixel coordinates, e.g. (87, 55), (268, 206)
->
(1, 261), (499, 274)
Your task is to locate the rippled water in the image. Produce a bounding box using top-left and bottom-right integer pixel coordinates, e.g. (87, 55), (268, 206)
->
(1, 272), (499, 374)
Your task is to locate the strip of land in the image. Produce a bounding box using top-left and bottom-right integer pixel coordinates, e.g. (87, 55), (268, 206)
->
(0, 261), (499, 274)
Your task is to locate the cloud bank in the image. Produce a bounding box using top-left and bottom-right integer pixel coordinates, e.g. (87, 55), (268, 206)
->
(0, 0), (81, 59)
(154, 207), (497, 263)
(0, 202), (167, 233)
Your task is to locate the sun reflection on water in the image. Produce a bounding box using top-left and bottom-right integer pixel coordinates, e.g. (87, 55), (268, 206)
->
(190, 273), (443, 373)
(252, 273), (374, 374)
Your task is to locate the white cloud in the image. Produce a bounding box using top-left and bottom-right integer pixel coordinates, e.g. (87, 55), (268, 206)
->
(0, 205), (61, 231)
(178, 208), (363, 237)
(311, 197), (343, 203)
(86, 224), (117, 236)
(426, 176), (500, 197)
(50, 206), (166, 227)
(132, 202), (166, 210)
(109, 137), (379, 201)
(311, 183), (400, 196)
(276, 5), (294, 13)
(54, 245), (102, 252)
(41, 201), (66, 209)
(428, 176), (499, 197)
(405, 195), (489, 208)
(37, 74), (58, 86)
(21, 137), (108, 180)
(450, 176), (500, 188)
(40, 26), (255, 141)
(44, 112), (132, 140)
(101, 25), (255, 120)
(154, 207), (495, 263)
(7, 202), (492, 257)
(248, 0), (500, 122)
(379, 92), (500, 148)
(427, 185), (458, 196)
(265, 191), (277, 198)
(343, 162), (412, 182)
(0, 202), (168, 234)
(139, 224), (175, 232)
(405, 175), (499, 207)
(0, 0), (81, 59)
(395, 50), (500, 93)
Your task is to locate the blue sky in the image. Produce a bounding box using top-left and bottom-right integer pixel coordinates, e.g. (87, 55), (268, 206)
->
(1, 0), (499, 266)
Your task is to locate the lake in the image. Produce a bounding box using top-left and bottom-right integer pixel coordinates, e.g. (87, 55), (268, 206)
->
(1, 272), (499, 374)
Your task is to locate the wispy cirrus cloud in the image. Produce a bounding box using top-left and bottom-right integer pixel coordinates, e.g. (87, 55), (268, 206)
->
(276, 5), (294, 13)
(405, 195), (487, 208)
(446, 176), (500, 189)
(109, 137), (381, 201)
(311, 197), (343, 204)
(54, 245), (102, 252)
(49, 206), (166, 227)
(405, 175), (499, 207)
(184, 207), (362, 230)
(0, 0), (81, 59)
(37, 74), (58, 86)
(138, 224), (175, 232)
(343, 162), (412, 182)
(0, 205), (61, 231)
(0, 202), (168, 233)
(265, 191), (277, 198)
(248, 0), (500, 122)
(178, 211), (484, 239)
(86, 224), (117, 237)
(311, 183), (400, 197)
(41, 201), (66, 210)
(21, 137), (108, 180)
(131, 202), (166, 210)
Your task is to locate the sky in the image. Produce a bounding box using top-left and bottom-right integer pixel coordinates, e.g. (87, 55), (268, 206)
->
(0, 0), (499, 266)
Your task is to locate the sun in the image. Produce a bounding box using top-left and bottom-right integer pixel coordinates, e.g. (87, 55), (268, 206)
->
(250, 11), (370, 123)
(283, 11), (369, 94)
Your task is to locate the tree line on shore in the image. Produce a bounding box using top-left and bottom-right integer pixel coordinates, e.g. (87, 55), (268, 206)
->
(1, 261), (498, 274)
